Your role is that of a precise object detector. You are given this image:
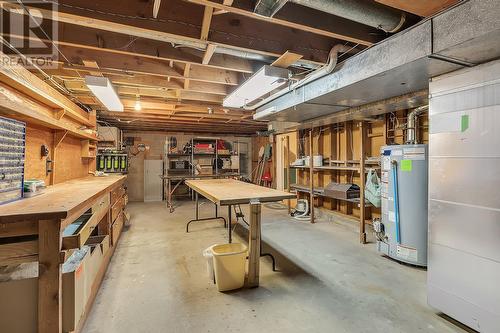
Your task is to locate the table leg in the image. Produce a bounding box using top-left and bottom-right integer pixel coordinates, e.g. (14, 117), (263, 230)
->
(227, 205), (232, 243)
(186, 193), (226, 232)
(38, 219), (62, 333)
(195, 192), (199, 220)
(167, 179), (172, 212)
(247, 203), (261, 288)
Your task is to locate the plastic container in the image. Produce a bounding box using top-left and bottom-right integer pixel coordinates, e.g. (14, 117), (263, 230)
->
(202, 245), (215, 283)
(212, 243), (248, 292)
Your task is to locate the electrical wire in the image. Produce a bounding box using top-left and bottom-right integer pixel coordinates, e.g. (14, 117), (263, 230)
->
(15, 0), (80, 76)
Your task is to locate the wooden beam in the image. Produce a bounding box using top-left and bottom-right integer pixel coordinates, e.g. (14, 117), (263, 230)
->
(271, 51), (303, 68)
(38, 219), (62, 333)
(213, 0), (234, 15)
(247, 202), (262, 287)
(57, 74), (228, 96)
(81, 60), (102, 76)
(183, 64), (191, 90)
(153, 0), (162, 18)
(186, 0), (375, 46)
(201, 6), (214, 40)
(54, 130), (68, 149)
(309, 128), (315, 223)
(53, 48), (241, 86)
(0, 1), (327, 66)
(3, 29), (255, 74)
(359, 121), (367, 244)
(202, 44), (217, 65)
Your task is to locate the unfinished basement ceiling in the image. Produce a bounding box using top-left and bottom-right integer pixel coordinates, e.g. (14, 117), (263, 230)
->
(1, 0), (460, 134)
(254, 0), (500, 128)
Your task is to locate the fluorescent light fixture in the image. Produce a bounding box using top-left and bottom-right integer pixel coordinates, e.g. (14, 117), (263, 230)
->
(85, 76), (123, 112)
(223, 65), (289, 108)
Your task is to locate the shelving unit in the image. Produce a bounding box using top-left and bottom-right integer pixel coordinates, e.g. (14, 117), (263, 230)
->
(81, 140), (97, 159)
(285, 121), (382, 243)
(165, 137), (243, 204)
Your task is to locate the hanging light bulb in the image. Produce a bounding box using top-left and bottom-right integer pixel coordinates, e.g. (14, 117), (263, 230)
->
(134, 96), (142, 111)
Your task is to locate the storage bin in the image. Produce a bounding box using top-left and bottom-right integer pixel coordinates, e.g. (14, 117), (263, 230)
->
(212, 243), (247, 292)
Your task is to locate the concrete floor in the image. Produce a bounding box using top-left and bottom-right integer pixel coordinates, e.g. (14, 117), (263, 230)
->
(83, 201), (471, 333)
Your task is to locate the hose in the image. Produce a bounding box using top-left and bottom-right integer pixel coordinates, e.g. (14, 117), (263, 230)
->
(391, 160), (401, 244)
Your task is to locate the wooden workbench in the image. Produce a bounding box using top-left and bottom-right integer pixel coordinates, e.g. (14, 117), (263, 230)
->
(185, 179), (294, 287)
(0, 175), (127, 333)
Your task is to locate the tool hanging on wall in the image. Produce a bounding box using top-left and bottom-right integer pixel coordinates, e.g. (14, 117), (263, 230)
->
(252, 144), (272, 185)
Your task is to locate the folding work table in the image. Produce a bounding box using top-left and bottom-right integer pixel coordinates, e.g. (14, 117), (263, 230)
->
(162, 173), (240, 213)
(184, 179), (294, 287)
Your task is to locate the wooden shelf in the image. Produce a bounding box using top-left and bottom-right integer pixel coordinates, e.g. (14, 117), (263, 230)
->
(290, 184), (372, 207)
(289, 165), (378, 172)
(0, 83), (96, 141)
(81, 140), (97, 158)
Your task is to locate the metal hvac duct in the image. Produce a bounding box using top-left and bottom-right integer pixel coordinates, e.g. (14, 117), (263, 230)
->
(405, 105), (428, 144)
(290, 0), (406, 32)
(255, 0), (406, 33)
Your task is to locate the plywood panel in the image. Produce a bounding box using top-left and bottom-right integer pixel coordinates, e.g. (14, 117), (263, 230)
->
(55, 135), (92, 183)
(24, 124), (93, 185)
(375, 0), (458, 17)
(25, 125), (53, 184)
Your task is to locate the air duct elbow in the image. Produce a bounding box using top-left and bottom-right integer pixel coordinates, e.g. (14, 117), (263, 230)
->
(406, 105), (428, 144)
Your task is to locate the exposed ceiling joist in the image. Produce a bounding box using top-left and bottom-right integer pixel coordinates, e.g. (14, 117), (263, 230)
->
(200, 6), (214, 40)
(183, 64), (191, 90)
(1, 1), (330, 65)
(202, 44), (217, 65)
(3, 29), (255, 74)
(185, 0), (377, 46)
(81, 60), (102, 76)
(51, 48), (242, 86)
(153, 0), (162, 18)
(56, 75), (227, 96)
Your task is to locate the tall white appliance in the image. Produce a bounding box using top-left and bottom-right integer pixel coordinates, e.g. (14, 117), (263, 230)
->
(428, 60), (500, 332)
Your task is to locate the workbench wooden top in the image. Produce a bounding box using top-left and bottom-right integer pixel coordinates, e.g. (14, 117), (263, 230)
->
(185, 179), (295, 205)
(0, 175), (126, 223)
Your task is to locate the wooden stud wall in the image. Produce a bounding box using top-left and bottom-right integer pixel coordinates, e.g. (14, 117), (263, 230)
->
(287, 111), (429, 238)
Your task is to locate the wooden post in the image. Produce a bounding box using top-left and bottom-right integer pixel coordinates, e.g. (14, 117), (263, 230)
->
(247, 202), (261, 288)
(359, 121), (367, 244)
(309, 128), (315, 223)
(38, 219), (62, 333)
(285, 135), (291, 213)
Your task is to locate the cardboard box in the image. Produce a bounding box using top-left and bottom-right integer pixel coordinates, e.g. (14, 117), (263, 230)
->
(323, 182), (360, 200)
(0, 277), (37, 333)
(198, 166), (213, 175)
(0, 248), (90, 333)
(85, 235), (110, 285)
(230, 156), (239, 169)
(62, 248), (90, 333)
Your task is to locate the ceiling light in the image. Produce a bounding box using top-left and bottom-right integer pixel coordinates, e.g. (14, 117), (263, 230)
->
(85, 76), (123, 112)
(134, 97), (142, 111)
(223, 65), (289, 108)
